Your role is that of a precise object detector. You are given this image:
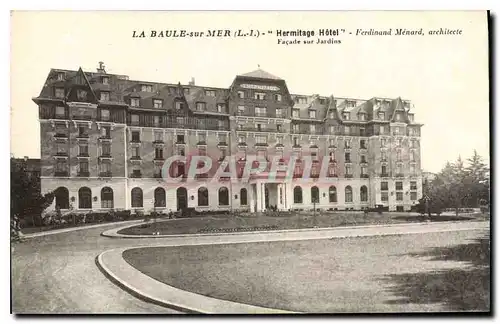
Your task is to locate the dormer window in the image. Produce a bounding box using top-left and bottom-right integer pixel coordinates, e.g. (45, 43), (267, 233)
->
(396, 113), (402, 121)
(153, 99), (163, 108)
(196, 102), (206, 111)
(55, 87), (65, 99)
(375, 99), (381, 106)
(274, 94), (282, 101)
(205, 90), (216, 97)
(404, 101), (410, 108)
(309, 110), (316, 118)
(77, 89), (87, 101)
(217, 103), (226, 113)
(347, 100), (356, 108)
(319, 98), (326, 105)
(292, 109), (300, 118)
(296, 97), (307, 104)
(183, 88), (190, 95)
(100, 91), (110, 101)
(175, 101), (184, 110)
(408, 114), (415, 122)
(57, 72), (65, 81)
(141, 84), (153, 92)
(130, 98), (140, 107)
(343, 112), (350, 120)
(359, 113), (366, 121)
(329, 111), (335, 119)
(254, 92), (266, 100)
(237, 91), (245, 99)
(378, 112), (385, 120)
(102, 76), (109, 85)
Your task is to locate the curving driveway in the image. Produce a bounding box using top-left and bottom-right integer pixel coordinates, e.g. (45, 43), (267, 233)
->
(11, 220), (490, 314)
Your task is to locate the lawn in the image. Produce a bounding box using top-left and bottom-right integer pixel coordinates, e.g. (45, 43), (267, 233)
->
(123, 230), (490, 313)
(117, 211), (488, 236)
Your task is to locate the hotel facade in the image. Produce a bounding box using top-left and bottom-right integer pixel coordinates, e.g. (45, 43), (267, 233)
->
(34, 63), (423, 213)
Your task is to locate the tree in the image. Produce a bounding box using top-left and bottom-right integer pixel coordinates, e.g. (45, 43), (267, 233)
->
(426, 152), (490, 216)
(11, 158), (54, 228)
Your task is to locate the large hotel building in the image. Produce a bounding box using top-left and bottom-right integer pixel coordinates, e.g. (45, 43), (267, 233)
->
(34, 63), (423, 213)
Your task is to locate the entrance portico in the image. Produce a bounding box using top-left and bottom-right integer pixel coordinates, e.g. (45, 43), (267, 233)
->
(249, 179), (292, 212)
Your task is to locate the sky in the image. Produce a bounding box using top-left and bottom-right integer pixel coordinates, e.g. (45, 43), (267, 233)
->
(10, 11), (489, 173)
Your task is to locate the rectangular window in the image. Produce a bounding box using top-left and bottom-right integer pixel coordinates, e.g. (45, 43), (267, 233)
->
(360, 155), (366, 163)
(397, 138), (402, 147)
(380, 125), (385, 134)
(381, 138), (387, 148)
(238, 105), (245, 115)
(381, 165), (387, 175)
(131, 131), (140, 142)
(361, 166), (367, 175)
(102, 126), (111, 138)
(205, 90), (216, 97)
(276, 124), (282, 132)
(155, 147), (164, 159)
(218, 133), (227, 143)
(254, 92), (266, 100)
(397, 149), (402, 161)
(153, 99), (163, 108)
(55, 106), (66, 118)
(276, 108), (283, 118)
(238, 135), (246, 143)
(176, 134), (185, 143)
(345, 152), (351, 162)
(345, 165), (351, 175)
(292, 109), (299, 118)
(344, 126), (350, 135)
(360, 139), (366, 149)
(79, 144), (88, 156)
(130, 114), (139, 125)
(132, 146), (140, 157)
(309, 110), (316, 118)
(394, 127), (400, 135)
(102, 76), (109, 84)
(396, 113), (402, 121)
(274, 94), (282, 101)
(396, 192), (403, 201)
(153, 116), (161, 127)
(141, 84), (153, 92)
(77, 89), (87, 101)
(276, 136), (283, 145)
(237, 91), (245, 99)
(408, 114), (415, 122)
(130, 98), (140, 107)
(100, 92), (110, 101)
(56, 142), (66, 154)
(154, 131), (163, 142)
(101, 143), (111, 155)
(256, 135), (267, 144)
(410, 150), (415, 161)
(329, 126), (335, 134)
(310, 124), (316, 133)
(101, 109), (110, 121)
(345, 140), (351, 149)
(100, 161), (111, 173)
(78, 126), (88, 137)
(255, 107), (267, 117)
(57, 72), (65, 81)
(329, 111), (335, 119)
(329, 138), (335, 147)
(396, 181), (403, 191)
(410, 181), (417, 190)
(381, 192), (389, 202)
(196, 102), (206, 111)
(55, 88), (65, 98)
(198, 133), (207, 143)
(381, 182), (388, 191)
(343, 112), (350, 120)
(359, 113), (366, 121)
(396, 165), (403, 175)
(79, 161), (89, 173)
(378, 112), (385, 120)
(296, 97), (307, 104)
(410, 192), (418, 201)
(293, 137), (299, 146)
(381, 150), (387, 161)
(360, 127), (366, 136)
(217, 103), (226, 113)
(175, 101), (184, 110)
(410, 164), (416, 175)
(183, 88), (190, 95)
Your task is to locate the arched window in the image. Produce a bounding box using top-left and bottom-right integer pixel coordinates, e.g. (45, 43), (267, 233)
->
(345, 186), (353, 203)
(311, 186), (319, 203)
(131, 187), (143, 208)
(294, 186), (303, 204)
(78, 187), (92, 209)
(360, 185), (368, 202)
(101, 187), (113, 208)
(218, 187), (229, 206)
(154, 187), (166, 207)
(240, 188), (248, 205)
(54, 187), (69, 209)
(329, 186), (337, 203)
(198, 187), (209, 206)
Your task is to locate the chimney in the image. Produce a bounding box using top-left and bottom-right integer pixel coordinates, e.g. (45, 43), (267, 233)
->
(97, 61), (106, 74)
(24, 156), (28, 161)
(188, 77), (195, 86)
